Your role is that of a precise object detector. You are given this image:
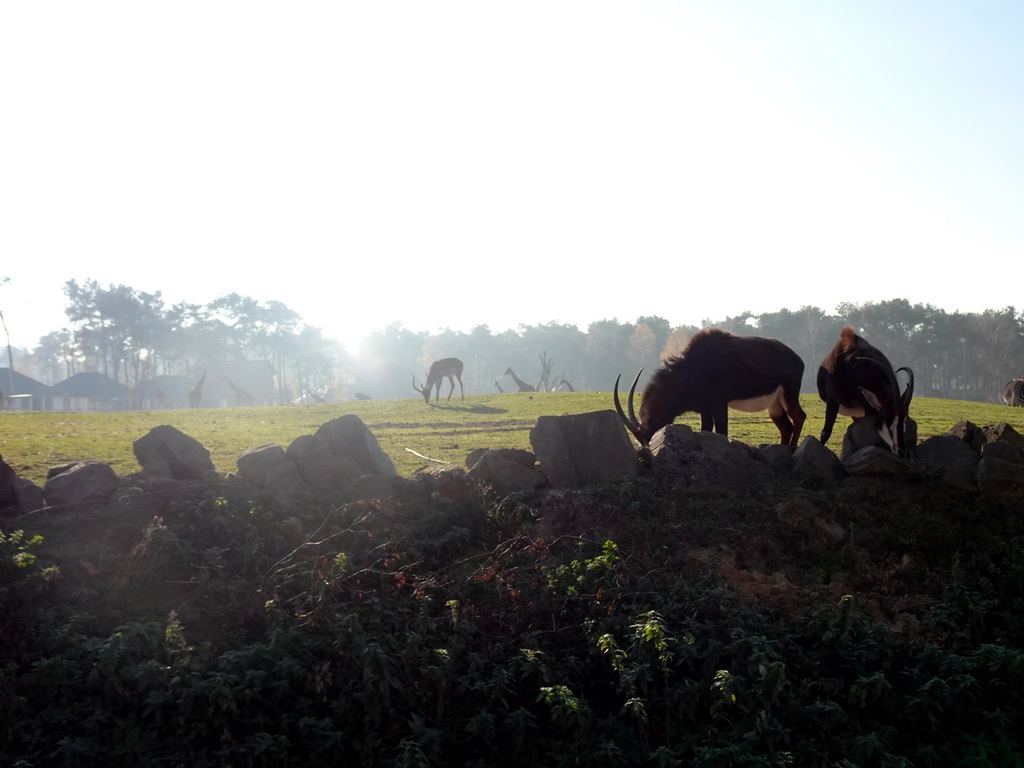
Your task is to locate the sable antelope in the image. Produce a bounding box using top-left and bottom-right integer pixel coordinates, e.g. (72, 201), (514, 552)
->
(817, 326), (915, 455)
(1003, 377), (1024, 406)
(615, 329), (806, 447)
(413, 357), (464, 403)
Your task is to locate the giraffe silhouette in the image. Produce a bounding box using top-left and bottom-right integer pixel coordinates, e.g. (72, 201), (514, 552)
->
(223, 377), (254, 407)
(504, 367), (536, 392)
(187, 372), (206, 409)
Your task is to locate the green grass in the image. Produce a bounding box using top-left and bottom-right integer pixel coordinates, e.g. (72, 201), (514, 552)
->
(1, 391), (1021, 487)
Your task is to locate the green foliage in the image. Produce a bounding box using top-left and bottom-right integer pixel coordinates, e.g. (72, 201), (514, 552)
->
(3, 471), (1024, 765)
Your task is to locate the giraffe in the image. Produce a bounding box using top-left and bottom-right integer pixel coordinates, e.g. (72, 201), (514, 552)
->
(223, 377), (254, 407)
(188, 371), (206, 409)
(494, 380), (506, 393)
(504, 367), (536, 392)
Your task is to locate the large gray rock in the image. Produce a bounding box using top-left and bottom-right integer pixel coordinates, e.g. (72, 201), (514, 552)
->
(981, 439), (1024, 467)
(843, 446), (913, 476)
(976, 456), (1024, 501)
(649, 424), (769, 493)
(133, 424), (217, 480)
(233, 416), (397, 498)
(236, 444), (307, 493)
(793, 436), (846, 484)
(0, 455), (42, 516)
(981, 422), (1024, 451)
(314, 415), (396, 477)
(44, 461), (122, 509)
(466, 447), (536, 470)
(467, 450), (547, 495)
(915, 434), (980, 492)
(949, 420), (986, 451)
(755, 443), (796, 473)
(530, 410), (639, 488)
(287, 433), (361, 488)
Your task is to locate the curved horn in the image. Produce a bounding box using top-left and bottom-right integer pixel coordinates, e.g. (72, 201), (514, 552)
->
(412, 374), (424, 394)
(895, 366), (914, 410)
(613, 369), (643, 439)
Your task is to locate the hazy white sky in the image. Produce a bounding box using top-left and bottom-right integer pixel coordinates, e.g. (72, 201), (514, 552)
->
(2, 1), (1022, 352)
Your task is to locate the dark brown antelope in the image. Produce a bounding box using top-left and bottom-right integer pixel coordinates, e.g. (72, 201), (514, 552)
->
(413, 357), (465, 403)
(1002, 377), (1024, 406)
(817, 326), (915, 455)
(614, 329), (807, 447)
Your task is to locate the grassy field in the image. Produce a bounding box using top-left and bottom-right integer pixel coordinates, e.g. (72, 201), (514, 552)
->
(1, 391), (1021, 487)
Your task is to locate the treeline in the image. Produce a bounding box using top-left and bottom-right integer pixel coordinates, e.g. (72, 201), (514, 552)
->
(15, 281), (1024, 404)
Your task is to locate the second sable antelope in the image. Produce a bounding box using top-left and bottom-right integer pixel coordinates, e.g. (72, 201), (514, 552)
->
(817, 326), (915, 455)
(614, 329), (807, 447)
(413, 357), (464, 403)
(1002, 377), (1024, 407)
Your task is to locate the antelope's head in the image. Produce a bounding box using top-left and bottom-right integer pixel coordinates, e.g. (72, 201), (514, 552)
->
(859, 363), (915, 455)
(614, 368), (668, 452)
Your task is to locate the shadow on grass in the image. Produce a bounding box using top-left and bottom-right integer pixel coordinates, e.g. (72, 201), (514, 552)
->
(429, 404), (508, 415)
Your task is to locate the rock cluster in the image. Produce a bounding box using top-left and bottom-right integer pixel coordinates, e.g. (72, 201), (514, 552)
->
(1, 410), (1023, 519)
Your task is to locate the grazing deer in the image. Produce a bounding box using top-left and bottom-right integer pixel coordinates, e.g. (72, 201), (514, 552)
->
(413, 357), (464, 403)
(615, 329), (806, 447)
(1002, 377), (1024, 407)
(504, 367), (536, 392)
(817, 326), (915, 455)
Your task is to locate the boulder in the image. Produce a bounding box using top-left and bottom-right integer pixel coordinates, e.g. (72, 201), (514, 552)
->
(44, 461), (122, 509)
(649, 425), (769, 493)
(981, 422), (1024, 451)
(236, 444), (307, 493)
(976, 456), (1024, 502)
(843, 446), (913, 476)
(467, 450), (547, 495)
(466, 447), (537, 470)
(0, 454), (19, 513)
(915, 434), (980, 492)
(133, 425), (217, 480)
(755, 443), (796, 473)
(981, 439), (1024, 467)
(418, 464), (475, 505)
(793, 436), (846, 484)
(949, 420), (986, 451)
(314, 415), (396, 477)
(287, 433), (362, 488)
(530, 410), (638, 488)
(0, 455), (41, 516)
